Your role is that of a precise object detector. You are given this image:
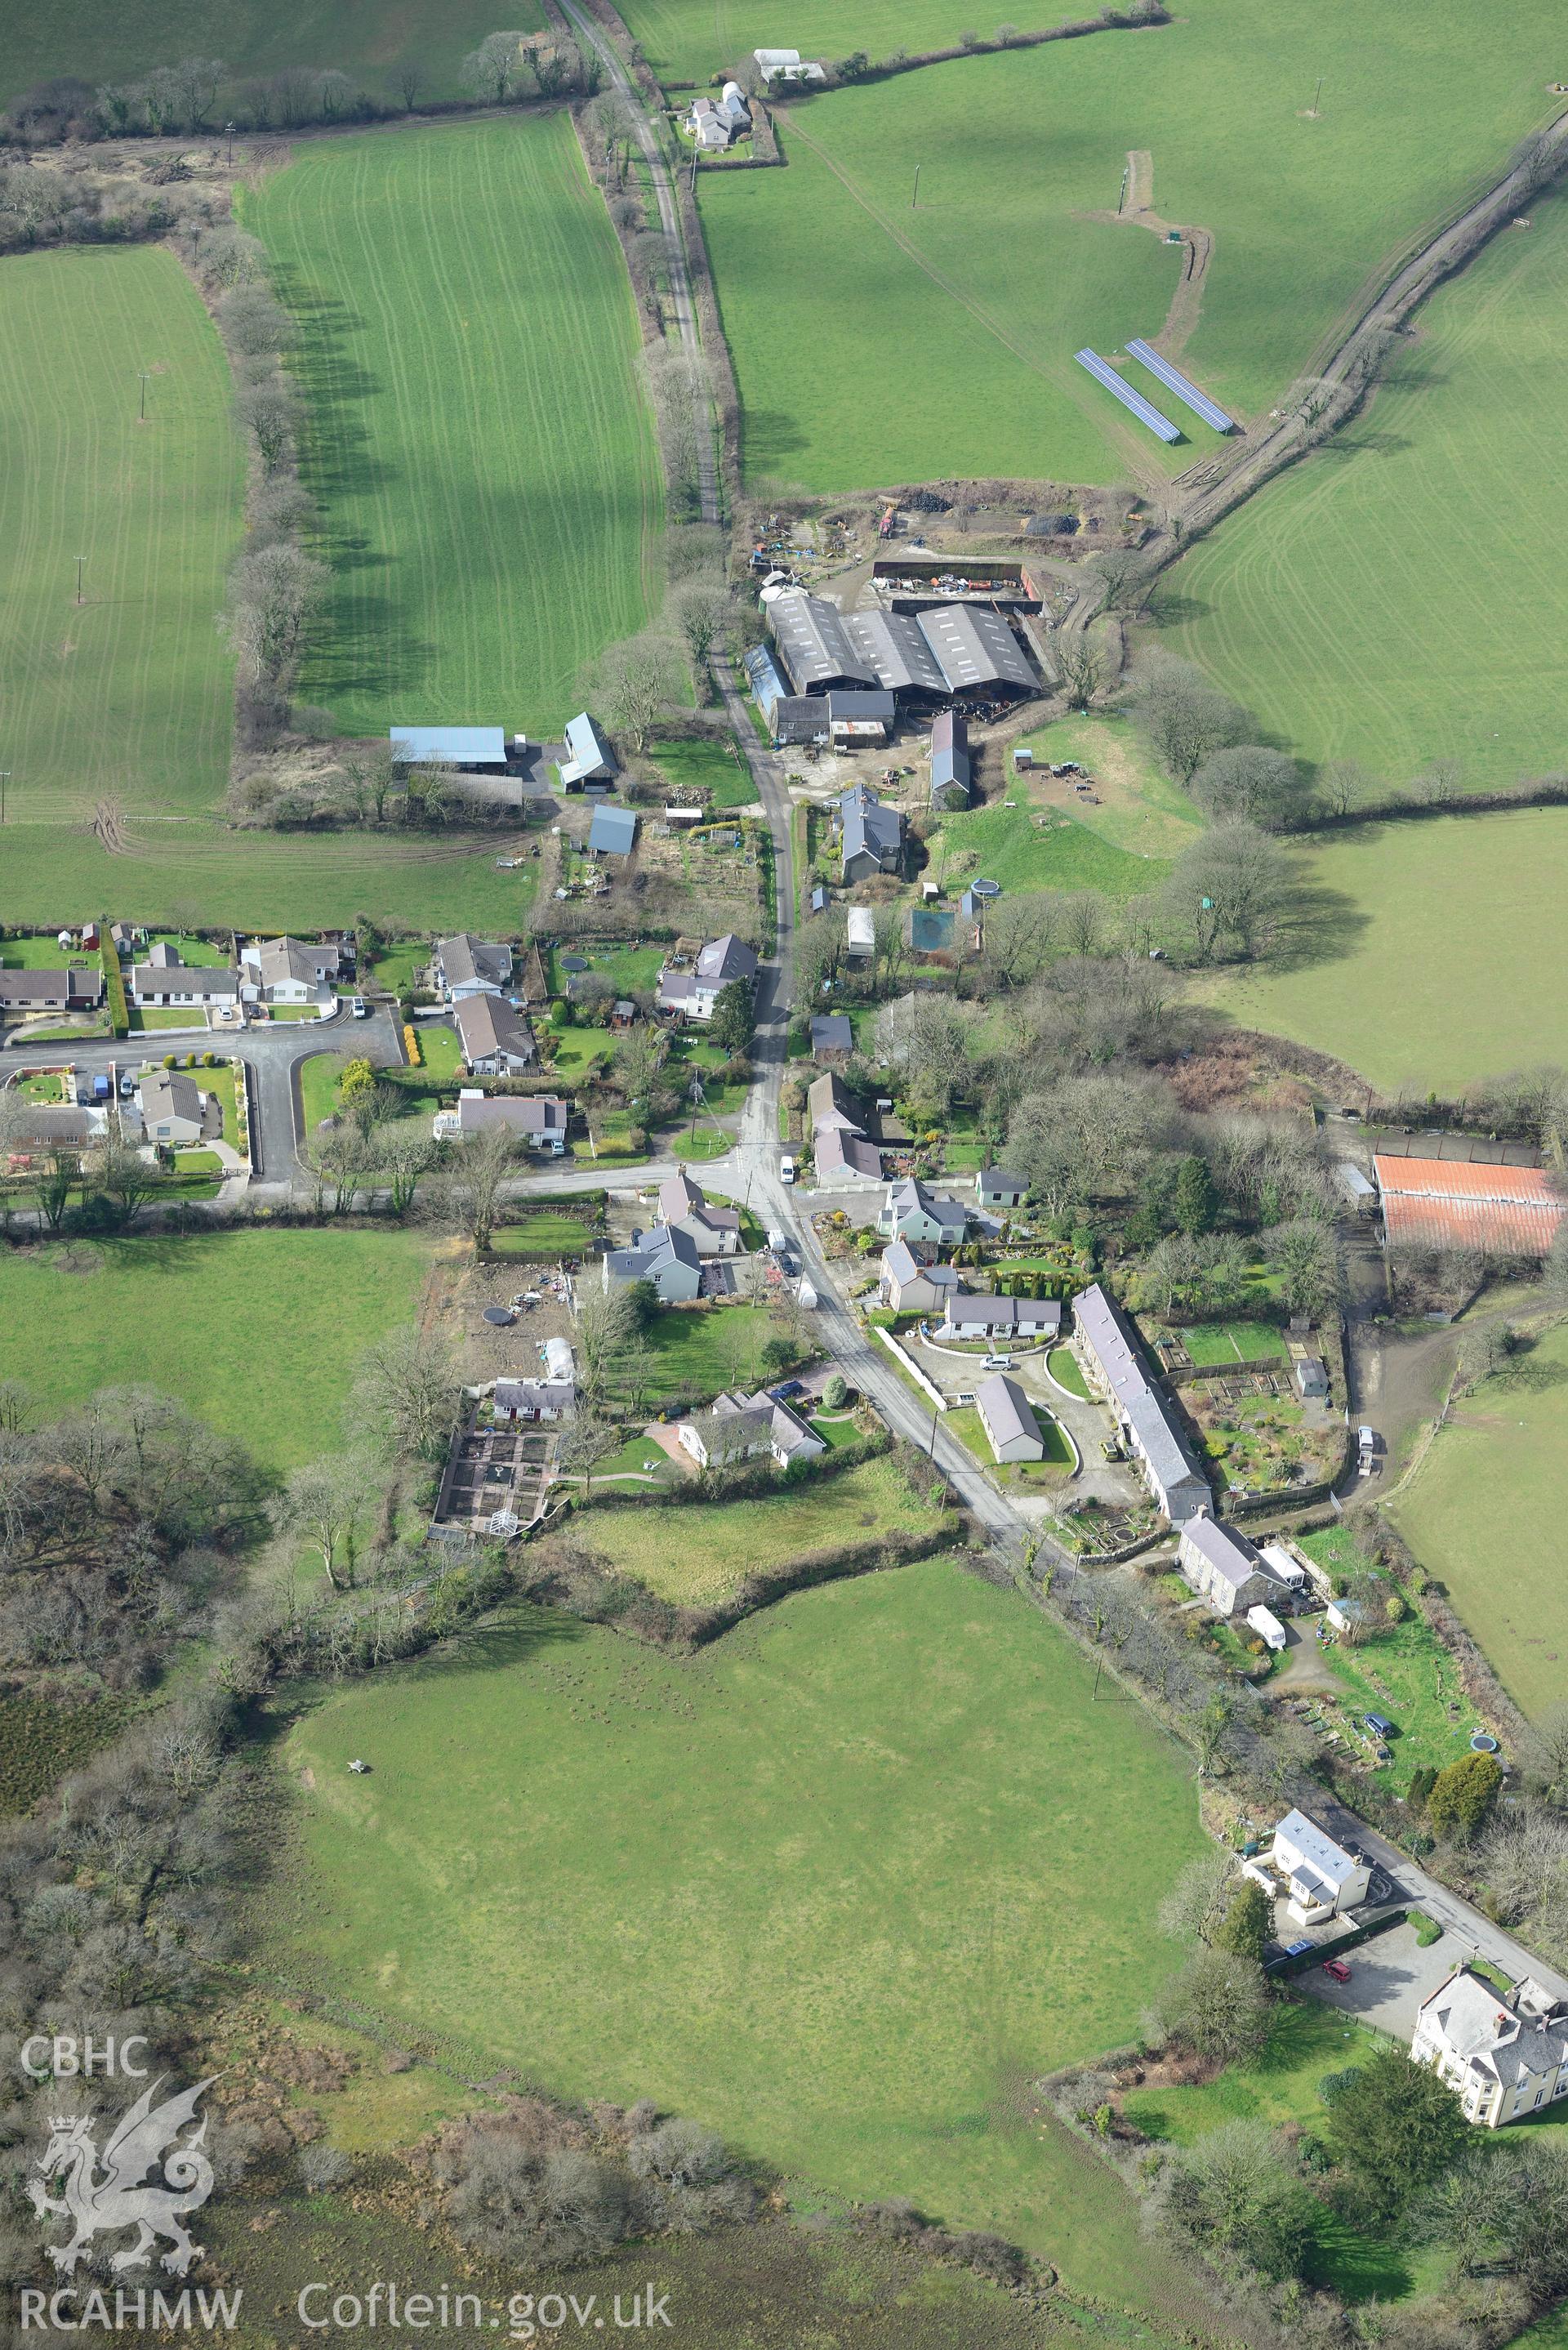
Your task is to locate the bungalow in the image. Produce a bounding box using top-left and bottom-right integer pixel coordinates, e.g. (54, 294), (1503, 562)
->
(879, 1238), (962, 1316)
(492, 1377), (575, 1425)
(138, 1069), (206, 1147)
(808, 1071), (866, 1135)
(129, 954), (240, 1011)
(1245, 1808), (1370, 1927)
(432, 935), (512, 1001)
(835, 782), (904, 884)
(657, 1171), (741, 1257)
(976, 1166), (1028, 1211)
(1413, 1969), (1568, 2128)
(452, 993), (537, 1075)
(938, 1291), (1062, 1343)
(1071, 1282), (1210, 1523)
(879, 1177), (968, 1247)
(0, 968), (105, 1015)
(814, 1126), (883, 1186)
(809, 1013), (853, 1063)
(432, 1091), (568, 1153)
(2, 1102), (104, 1151)
(656, 933), (758, 1021)
(556, 711), (617, 791)
(602, 1222), (702, 1303)
(678, 1386), (826, 1470)
(974, 1373), (1045, 1464)
(240, 935), (339, 1004)
(1178, 1514), (1298, 1620)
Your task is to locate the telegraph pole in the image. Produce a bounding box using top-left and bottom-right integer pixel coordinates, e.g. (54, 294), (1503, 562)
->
(137, 371), (151, 422)
(911, 162), (921, 208)
(225, 119), (236, 165)
(74, 555), (86, 606)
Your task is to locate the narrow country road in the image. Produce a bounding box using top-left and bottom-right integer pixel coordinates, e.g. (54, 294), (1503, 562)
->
(556, 0), (722, 526)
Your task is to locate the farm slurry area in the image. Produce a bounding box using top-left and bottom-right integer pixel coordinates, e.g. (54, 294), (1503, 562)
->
(0, 246), (240, 818)
(243, 114), (662, 738)
(274, 1559), (1215, 2328)
(700, 0), (1564, 491)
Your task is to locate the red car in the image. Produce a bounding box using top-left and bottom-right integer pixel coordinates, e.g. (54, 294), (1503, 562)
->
(1322, 1959), (1352, 1985)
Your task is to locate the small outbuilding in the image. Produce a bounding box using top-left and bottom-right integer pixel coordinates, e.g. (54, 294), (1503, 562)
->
(587, 805), (638, 858)
(390, 726), (508, 771)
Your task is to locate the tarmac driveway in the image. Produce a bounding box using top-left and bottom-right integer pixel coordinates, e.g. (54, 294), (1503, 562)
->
(1297, 1919), (1462, 2042)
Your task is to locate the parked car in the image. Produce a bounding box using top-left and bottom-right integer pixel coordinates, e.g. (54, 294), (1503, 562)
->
(350, 997), (369, 1018)
(1323, 1958), (1352, 1984)
(779, 1154), (795, 1184)
(1364, 1712), (1395, 1739)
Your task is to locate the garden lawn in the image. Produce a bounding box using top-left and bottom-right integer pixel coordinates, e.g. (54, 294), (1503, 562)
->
(699, 0), (1562, 491)
(1177, 1321), (1287, 1366)
(560, 943), (666, 995)
(1174, 183), (1568, 796)
(0, 1229), (431, 1474)
(244, 117), (660, 737)
(0, 247), (239, 819)
(641, 1304), (780, 1401)
(0, 0), (545, 110)
(0, 821), (541, 936)
(491, 1211), (599, 1255)
(276, 1557), (1215, 2322)
(580, 1455), (938, 1604)
(1196, 809), (1568, 1091)
(648, 736), (758, 810)
(1390, 1326), (1568, 1719)
(947, 1403), (1074, 1483)
(929, 802), (1160, 899)
(1013, 716), (1202, 861)
(1047, 1346), (1091, 1399)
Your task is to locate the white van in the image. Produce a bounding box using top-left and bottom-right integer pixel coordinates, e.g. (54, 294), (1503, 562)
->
(779, 1154), (796, 1185)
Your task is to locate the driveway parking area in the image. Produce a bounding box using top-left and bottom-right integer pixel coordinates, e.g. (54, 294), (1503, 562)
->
(1296, 1920), (1461, 2041)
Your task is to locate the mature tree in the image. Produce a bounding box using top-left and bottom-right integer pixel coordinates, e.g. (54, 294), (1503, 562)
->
(575, 1282), (640, 1411)
(1156, 2120), (1316, 2281)
(36, 1148), (81, 1235)
(1213, 1879), (1272, 1967)
(1134, 1232), (1250, 1321)
(669, 580), (730, 676)
(1152, 1947), (1270, 2067)
(1190, 744), (1305, 831)
(459, 31), (532, 101)
(394, 61), (426, 109)
(1322, 756), (1374, 818)
(1094, 550), (1152, 617)
(378, 1129), (433, 1220)
(707, 979), (755, 1055)
(1426, 1750), (1503, 1842)
(822, 1372), (849, 1411)
(216, 285), (292, 357)
(795, 908), (848, 1006)
(557, 1413), (621, 1496)
(1323, 2046), (1468, 2218)
(0, 1379), (31, 1437)
(172, 55), (226, 126)
(224, 542), (328, 682)
(1156, 1850), (1237, 1947)
(592, 633), (684, 753)
(233, 375), (301, 475)
(1162, 821), (1296, 962)
(1528, 1701), (1568, 1799)
(1172, 1153), (1217, 1235)
(889, 996), (972, 1124)
(91, 1137), (166, 1230)
(270, 1456), (372, 1590)
(1054, 639), (1102, 709)
(1008, 1071), (1165, 1215)
(1133, 658), (1249, 785)
(353, 1327), (458, 1460)
(1263, 1217), (1338, 1318)
(978, 890), (1054, 991)
(443, 1122), (515, 1256)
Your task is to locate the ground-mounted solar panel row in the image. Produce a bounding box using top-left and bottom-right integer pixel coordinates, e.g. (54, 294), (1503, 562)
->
(1074, 347), (1182, 443)
(1125, 338), (1236, 432)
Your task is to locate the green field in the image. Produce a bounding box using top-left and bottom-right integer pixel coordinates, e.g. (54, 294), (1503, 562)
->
(580, 1456), (939, 1604)
(929, 800), (1163, 898)
(0, 1229), (430, 1474)
(0, 819), (541, 935)
(1013, 715), (1202, 860)
(617, 0), (1076, 83)
(1197, 808), (1568, 1091)
(1174, 183), (1568, 797)
(277, 1558), (1216, 2322)
(0, 0), (544, 111)
(698, 0), (1561, 490)
(1390, 1323), (1568, 1720)
(244, 115), (660, 737)
(0, 247), (239, 819)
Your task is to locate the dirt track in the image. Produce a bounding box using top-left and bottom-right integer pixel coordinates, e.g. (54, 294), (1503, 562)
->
(1080, 149), (1214, 358)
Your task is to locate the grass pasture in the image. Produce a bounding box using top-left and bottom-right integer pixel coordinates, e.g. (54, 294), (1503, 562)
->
(1390, 1323), (1568, 1720)
(277, 1558), (1214, 2321)
(0, 1229), (431, 1474)
(245, 116), (660, 738)
(0, 819), (541, 936)
(578, 1455), (938, 1605)
(0, 0), (545, 111)
(1173, 183), (1568, 795)
(929, 800), (1161, 898)
(1013, 715), (1202, 861)
(700, 0), (1563, 491)
(1197, 808), (1568, 1091)
(0, 247), (239, 819)
(617, 0), (1078, 84)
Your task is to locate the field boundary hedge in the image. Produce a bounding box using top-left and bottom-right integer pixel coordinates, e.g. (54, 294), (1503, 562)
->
(99, 940), (130, 1038)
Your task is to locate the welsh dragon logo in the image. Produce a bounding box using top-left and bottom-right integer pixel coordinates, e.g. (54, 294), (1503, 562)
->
(29, 2076), (218, 2277)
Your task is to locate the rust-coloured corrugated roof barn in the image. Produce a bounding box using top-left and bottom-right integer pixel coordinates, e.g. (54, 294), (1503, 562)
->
(1374, 1156), (1566, 1254)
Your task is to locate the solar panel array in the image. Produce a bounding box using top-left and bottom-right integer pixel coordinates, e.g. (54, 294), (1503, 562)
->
(1074, 349), (1181, 444)
(1125, 338), (1236, 432)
